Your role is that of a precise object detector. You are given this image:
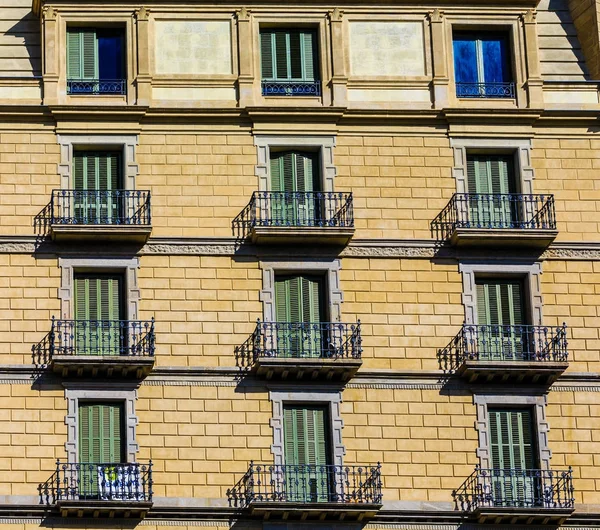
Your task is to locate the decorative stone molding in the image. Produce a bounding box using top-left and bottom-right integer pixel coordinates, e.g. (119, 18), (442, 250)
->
(473, 393), (551, 470)
(58, 257), (140, 320)
(259, 258), (343, 322)
(64, 385), (139, 463)
(449, 138), (535, 195)
(254, 135), (337, 193)
(269, 389), (345, 467)
(57, 134), (139, 191)
(458, 261), (543, 326)
(134, 6), (150, 21)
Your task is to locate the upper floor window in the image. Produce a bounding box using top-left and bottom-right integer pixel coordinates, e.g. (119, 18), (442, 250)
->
(260, 29), (320, 96)
(453, 32), (514, 99)
(67, 28), (126, 95)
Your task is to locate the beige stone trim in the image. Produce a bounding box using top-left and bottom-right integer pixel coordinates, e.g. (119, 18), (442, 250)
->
(458, 261), (543, 326)
(259, 258), (343, 322)
(449, 137), (534, 195)
(64, 384), (139, 463)
(473, 393), (551, 471)
(58, 257), (140, 320)
(57, 134), (139, 190)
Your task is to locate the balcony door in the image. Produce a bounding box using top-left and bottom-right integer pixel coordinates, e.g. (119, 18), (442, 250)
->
(78, 402), (124, 498)
(476, 279), (526, 360)
(74, 275), (123, 356)
(489, 408), (537, 507)
(275, 274), (324, 358)
(73, 151), (122, 224)
(283, 405), (331, 502)
(270, 151), (320, 226)
(467, 155), (517, 228)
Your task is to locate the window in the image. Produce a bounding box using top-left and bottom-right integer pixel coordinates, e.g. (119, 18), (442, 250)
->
(488, 408), (537, 507)
(274, 274), (326, 357)
(270, 151), (322, 226)
(453, 32), (514, 98)
(67, 28), (126, 95)
(260, 29), (320, 96)
(79, 402), (124, 464)
(475, 278), (528, 360)
(74, 274), (124, 356)
(283, 404), (331, 502)
(73, 151), (123, 224)
(466, 154), (519, 228)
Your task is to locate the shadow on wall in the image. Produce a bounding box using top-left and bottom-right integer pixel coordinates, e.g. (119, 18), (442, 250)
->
(5, 9), (42, 76)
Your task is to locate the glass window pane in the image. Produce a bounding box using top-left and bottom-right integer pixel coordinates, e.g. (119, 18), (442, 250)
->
(482, 35), (511, 83)
(98, 30), (124, 80)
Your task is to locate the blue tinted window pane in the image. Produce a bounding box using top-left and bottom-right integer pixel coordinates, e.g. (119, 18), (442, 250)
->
(482, 36), (511, 83)
(98, 31), (124, 80)
(453, 36), (478, 84)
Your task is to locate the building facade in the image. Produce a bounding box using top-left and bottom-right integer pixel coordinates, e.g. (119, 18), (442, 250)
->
(0, 0), (599, 529)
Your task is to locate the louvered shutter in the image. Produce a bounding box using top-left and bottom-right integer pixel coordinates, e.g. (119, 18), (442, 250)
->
(67, 30), (82, 79)
(283, 406), (328, 502)
(260, 32), (274, 79)
(275, 32), (288, 80)
(489, 409), (535, 506)
(79, 403), (122, 463)
(67, 29), (98, 80)
(301, 32), (315, 80)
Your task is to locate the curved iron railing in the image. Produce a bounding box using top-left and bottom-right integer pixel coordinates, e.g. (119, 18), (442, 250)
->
(39, 460), (152, 504)
(456, 82), (515, 99)
(453, 467), (574, 511)
(50, 190), (151, 226)
(431, 193), (556, 240)
(233, 191), (353, 237)
(438, 323), (568, 372)
(67, 79), (126, 95)
(227, 462), (382, 507)
(235, 320), (362, 369)
(262, 80), (321, 96)
(32, 318), (155, 364)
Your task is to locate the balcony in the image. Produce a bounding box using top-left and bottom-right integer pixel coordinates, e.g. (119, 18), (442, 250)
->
(431, 193), (557, 248)
(438, 324), (568, 385)
(262, 80), (321, 97)
(235, 321), (362, 381)
(33, 318), (155, 378)
(39, 460), (153, 518)
(456, 82), (515, 99)
(453, 467), (574, 524)
(42, 190), (151, 243)
(67, 79), (126, 95)
(227, 463), (382, 521)
(233, 191), (354, 245)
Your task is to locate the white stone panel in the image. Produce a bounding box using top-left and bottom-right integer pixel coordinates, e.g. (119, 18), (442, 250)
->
(154, 20), (232, 75)
(152, 86), (236, 101)
(349, 21), (425, 77)
(347, 88), (431, 103)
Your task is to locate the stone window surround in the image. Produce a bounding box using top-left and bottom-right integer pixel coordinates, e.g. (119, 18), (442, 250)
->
(58, 257), (141, 321)
(64, 384), (139, 463)
(450, 138), (534, 195)
(474, 393), (551, 471)
(57, 134), (139, 190)
(254, 135), (337, 193)
(259, 258), (343, 322)
(459, 261), (543, 327)
(269, 389), (345, 467)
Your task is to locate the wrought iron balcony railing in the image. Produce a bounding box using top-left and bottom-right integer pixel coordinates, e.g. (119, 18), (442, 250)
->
(453, 467), (574, 511)
(431, 193), (556, 240)
(227, 463), (382, 507)
(32, 318), (155, 365)
(456, 82), (515, 99)
(233, 191), (353, 237)
(235, 320), (362, 369)
(39, 461), (153, 504)
(438, 323), (568, 372)
(49, 190), (151, 226)
(67, 79), (126, 95)
(262, 80), (321, 97)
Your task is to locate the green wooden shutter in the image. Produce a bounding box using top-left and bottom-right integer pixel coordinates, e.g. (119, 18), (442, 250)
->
(301, 32), (315, 80)
(275, 32), (288, 79)
(476, 280), (524, 327)
(283, 405), (328, 501)
(261, 30), (316, 81)
(79, 403), (123, 463)
(260, 31), (274, 79)
(67, 29), (98, 80)
(489, 408), (536, 506)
